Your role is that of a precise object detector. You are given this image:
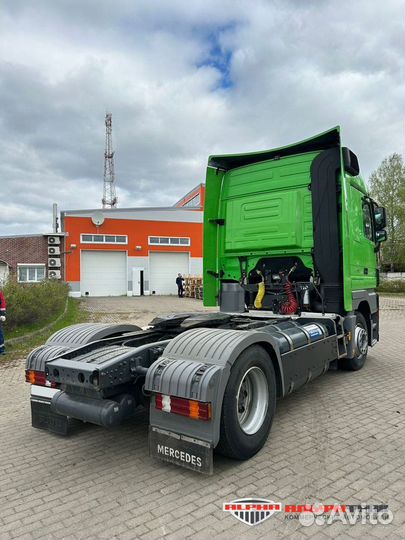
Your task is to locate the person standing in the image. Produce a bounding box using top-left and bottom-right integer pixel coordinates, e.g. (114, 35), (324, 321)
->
(0, 289), (6, 355)
(176, 273), (185, 298)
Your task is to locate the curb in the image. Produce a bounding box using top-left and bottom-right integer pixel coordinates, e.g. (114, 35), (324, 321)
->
(4, 298), (70, 346)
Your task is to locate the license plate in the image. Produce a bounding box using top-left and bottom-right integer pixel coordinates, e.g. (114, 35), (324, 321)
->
(149, 426), (213, 474)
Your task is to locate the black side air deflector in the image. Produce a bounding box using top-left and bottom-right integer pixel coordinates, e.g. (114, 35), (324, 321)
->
(209, 128), (340, 171)
(342, 147), (360, 176)
(310, 147), (344, 313)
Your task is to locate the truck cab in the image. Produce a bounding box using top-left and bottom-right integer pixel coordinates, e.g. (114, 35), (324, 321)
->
(203, 126), (386, 366)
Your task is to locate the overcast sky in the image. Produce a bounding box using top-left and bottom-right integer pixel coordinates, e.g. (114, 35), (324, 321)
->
(0, 0), (403, 235)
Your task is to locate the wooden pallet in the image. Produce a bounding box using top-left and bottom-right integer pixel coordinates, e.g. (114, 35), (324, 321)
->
(183, 275), (203, 299)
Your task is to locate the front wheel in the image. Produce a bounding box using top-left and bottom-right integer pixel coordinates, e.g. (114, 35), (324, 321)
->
(216, 345), (276, 460)
(339, 312), (369, 371)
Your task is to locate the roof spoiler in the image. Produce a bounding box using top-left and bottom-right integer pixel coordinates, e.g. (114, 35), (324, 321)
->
(208, 127), (342, 172)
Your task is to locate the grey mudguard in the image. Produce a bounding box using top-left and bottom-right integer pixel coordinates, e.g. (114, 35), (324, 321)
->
(27, 323), (142, 373)
(26, 344), (72, 372)
(352, 290), (378, 313)
(46, 323), (141, 346)
(145, 327), (284, 447)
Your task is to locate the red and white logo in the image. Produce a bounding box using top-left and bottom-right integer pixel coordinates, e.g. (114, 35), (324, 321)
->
(223, 498), (282, 526)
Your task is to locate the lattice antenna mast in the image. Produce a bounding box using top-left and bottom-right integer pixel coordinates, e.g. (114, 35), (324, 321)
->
(102, 113), (118, 208)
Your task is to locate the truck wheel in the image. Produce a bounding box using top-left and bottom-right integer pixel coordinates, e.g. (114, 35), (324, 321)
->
(216, 345), (276, 460)
(340, 312), (369, 371)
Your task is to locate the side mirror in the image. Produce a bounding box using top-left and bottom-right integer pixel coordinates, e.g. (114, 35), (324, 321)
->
(374, 206), (386, 231)
(375, 229), (387, 243)
(342, 147), (360, 176)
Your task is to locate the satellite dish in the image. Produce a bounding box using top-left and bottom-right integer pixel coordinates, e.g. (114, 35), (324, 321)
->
(91, 211), (105, 226)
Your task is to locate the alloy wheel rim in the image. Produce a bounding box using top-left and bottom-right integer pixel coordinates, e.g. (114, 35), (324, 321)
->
(237, 366), (269, 435)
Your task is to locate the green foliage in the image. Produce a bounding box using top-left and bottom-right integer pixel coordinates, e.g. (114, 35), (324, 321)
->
(377, 279), (405, 294)
(2, 278), (69, 330)
(369, 153), (405, 271)
(5, 297), (88, 360)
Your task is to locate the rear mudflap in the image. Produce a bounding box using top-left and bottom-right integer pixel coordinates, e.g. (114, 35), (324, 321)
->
(149, 426), (213, 475)
(30, 398), (69, 435)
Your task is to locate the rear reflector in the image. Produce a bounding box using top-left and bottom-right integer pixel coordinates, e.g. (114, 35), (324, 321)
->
(25, 370), (56, 388)
(155, 394), (211, 421)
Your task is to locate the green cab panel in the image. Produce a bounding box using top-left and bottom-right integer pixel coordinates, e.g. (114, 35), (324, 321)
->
(203, 127), (379, 313)
(346, 179), (377, 290)
(203, 150), (318, 307)
(221, 153), (315, 254)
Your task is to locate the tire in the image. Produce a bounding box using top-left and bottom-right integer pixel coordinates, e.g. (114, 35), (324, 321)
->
(216, 345), (276, 460)
(339, 312), (369, 371)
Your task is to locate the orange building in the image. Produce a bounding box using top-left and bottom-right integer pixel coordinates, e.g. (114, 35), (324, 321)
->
(173, 183), (205, 209)
(62, 185), (204, 297)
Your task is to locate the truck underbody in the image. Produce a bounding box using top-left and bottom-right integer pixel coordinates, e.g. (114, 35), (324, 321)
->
(27, 308), (355, 474)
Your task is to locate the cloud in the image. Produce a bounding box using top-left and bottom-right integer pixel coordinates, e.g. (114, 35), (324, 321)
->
(0, 0), (403, 234)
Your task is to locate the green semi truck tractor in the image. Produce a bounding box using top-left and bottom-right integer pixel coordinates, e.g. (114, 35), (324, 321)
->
(25, 127), (387, 474)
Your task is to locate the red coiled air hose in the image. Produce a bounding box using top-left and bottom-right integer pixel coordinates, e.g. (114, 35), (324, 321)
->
(280, 280), (298, 314)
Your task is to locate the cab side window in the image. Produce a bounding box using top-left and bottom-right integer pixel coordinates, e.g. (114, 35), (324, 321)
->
(362, 201), (373, 241)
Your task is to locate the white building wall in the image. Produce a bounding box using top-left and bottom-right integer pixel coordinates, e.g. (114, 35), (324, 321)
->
(70, 257), (201, 296)
(127, 256), (150, 294)
(111, 254), (204, 296)
(189, 257), (203, 276)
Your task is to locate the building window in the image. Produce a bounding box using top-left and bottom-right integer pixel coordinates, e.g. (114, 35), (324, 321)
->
(182, 194), (201, 208)
(80, 234), (128, 244)
(148, 237), (191, 246)
(17, 264), (46, 283)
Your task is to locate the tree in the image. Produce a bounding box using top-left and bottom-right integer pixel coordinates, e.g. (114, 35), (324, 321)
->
(369, 153), (405, 272)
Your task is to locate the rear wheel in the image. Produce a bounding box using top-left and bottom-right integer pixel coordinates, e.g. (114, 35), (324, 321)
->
(216, 345), (276, 460)
(339, 312), (369, 371)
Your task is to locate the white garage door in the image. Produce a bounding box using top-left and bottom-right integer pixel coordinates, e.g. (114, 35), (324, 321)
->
(149, 252), (189, 295)
(81, 251), (127, 297)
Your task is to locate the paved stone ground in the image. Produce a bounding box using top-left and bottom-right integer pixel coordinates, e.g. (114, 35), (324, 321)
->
(0, 296), (404, 540)
(81, 295), (217, 328)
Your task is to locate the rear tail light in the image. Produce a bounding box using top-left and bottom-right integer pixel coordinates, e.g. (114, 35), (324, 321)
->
(155, 394), (211, 421)
(25, 370), (56, 388)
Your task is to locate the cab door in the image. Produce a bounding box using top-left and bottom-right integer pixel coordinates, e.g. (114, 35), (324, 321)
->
(348, 185), (377, 290)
